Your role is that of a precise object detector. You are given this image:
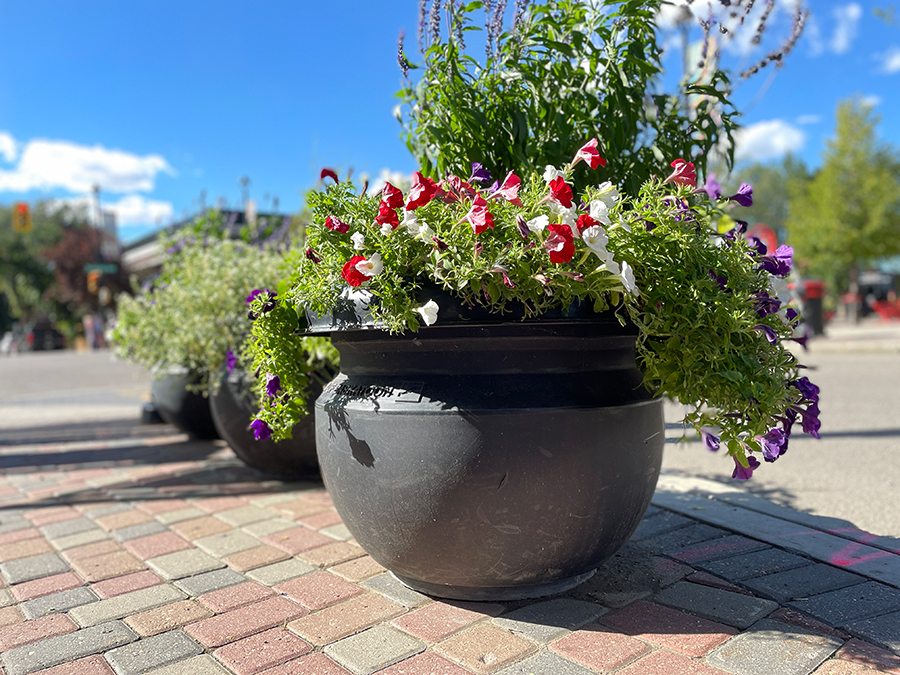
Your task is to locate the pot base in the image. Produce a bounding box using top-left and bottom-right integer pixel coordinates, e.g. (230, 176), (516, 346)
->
(392, 569), (597, 602)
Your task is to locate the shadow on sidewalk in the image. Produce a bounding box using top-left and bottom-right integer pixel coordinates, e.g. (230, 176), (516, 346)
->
(0, 417), (183, 447)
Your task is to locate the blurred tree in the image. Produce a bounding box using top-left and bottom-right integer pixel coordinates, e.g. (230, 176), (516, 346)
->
(0, 202), (68, 326)
(785, 98), (900, 320)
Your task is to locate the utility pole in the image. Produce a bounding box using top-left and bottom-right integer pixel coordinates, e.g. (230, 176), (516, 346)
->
(92, 184), (102, 228)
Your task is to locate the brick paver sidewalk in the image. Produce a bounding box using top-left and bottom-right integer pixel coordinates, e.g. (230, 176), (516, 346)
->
(2, 417), (899, 675)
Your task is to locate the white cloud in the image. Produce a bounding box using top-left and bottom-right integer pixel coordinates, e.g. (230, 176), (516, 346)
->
(0, 132), (17, 163)
(0, 135), (173, 194)
(796, 114), (821, 125)
(734, 120), (805, 163)
(861, 94), (882, 108)
(830, 3), (862, 54)
(105, 194), (173, 226)
(879, 45), (900, 74)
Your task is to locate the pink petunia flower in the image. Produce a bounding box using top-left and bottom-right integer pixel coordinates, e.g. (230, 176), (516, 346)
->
(489, 171), (524, 207)
(664, 159), (697, 189)
(571, 138), (606, 170)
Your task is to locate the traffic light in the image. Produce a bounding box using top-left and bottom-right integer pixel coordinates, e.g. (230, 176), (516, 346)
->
(12, 202), (32, 233)
(87, 270), (101, 294)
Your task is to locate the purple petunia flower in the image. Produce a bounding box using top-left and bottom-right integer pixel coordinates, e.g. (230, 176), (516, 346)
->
(468, 162), (492, 186)
(753, 291), (781, 318)
(265, 373), (282, 398)
(709, 270), (728, 291)
(226, 349), (237, 374)
(747, 237), (768, 256)
(700, 428), (720, 452)
(246, 289), (277, 319)
(754, 324), (779, 345)
(757, 245), (793, 277)
(728, 183), (753, 207)
(791, 401), (821, 438)
(760, 427), (788, 462)
(515, 215), (530, 239)
(702, 174), (722, 199)
(790, 376), (820, 404)
(732, 455), (761, 480)
(249, 418), (272, 441)
(785, 308), (800, 324)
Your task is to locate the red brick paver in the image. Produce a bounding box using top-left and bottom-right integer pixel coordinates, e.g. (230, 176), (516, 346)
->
(328, 556), (387, 582)
(550, 625), (651, 671)
(0, 606), (24, 628)
(198, 581), (276, 613)
(186, 596), (309, 648)
(257, 652), (352, 675)
(69, 550), (146, 582)
(297, 541), (366, 568)
(837, 638), (900, 673)
(0, 528), (42, 547)
(262, 527), (334, 555)
(296, 510), (343, 530)
(62, 540), (121, 563)
(213, 626), (313, 674)
(601, 600), (737, 657)
(10, 572), (83, 602)
(617, 649), (732, 675)
(0, 613), (79, 651)
(90, 569), (164, 598)
(0, 537), (52, 563)
(123, 531), (193, 560)
(272, 499), (328, 520)
(94, 510), (153, 531)
(24, 506), (80, 527)
(31, 654), (116, 674)
(170, 516), (233, 540)
(275, 572), (364, 611)
(224, 545), (290, 572)
(391, 601), (488, 642)
(377, 652), (473, 675)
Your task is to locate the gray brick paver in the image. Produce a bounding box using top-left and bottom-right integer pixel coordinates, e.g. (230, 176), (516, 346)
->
(494, 650), (598, 675)
(654, 581), (778, 629)
(174, 568), (248, 596)
(39, 517), (99, 539)
(706, 618), (842, 675)
(48, 528), (110, 550)
(700, 548), (813, 581)
(240, 517), (297, 537)
(215, 505), (274, 527)
(0, 620), (138, 675)
(630, 509), (693, 541)
(844, 608), (900, 653)
(68, 583), (187, 627)
(246, 558), (316, 586)
(361, 573), (430, 608)
(193, 530), (260, 557)
(20, 587), (99, 619)
(788, 581), (900, 628)
(493, 599), (607, 643)
(143, 654), (232, 674)
(324, 625), (425, 675)
(111, 521), (169, 542)
(155, 508), (206, 525)
(636, 523), (729, 555)
(105, 630), (204, 674)
(146, 549), (225, 580)
(0, 552), (70, 585)
(743, 562), (866, 603)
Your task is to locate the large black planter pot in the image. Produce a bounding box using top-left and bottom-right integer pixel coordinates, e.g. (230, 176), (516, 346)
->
(312, 303), (664, 601)
(151, 371), (219, 440)
(209, 367), (320, 478)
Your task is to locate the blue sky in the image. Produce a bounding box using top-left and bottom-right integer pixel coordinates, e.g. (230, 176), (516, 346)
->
(0, 1), (898, 243)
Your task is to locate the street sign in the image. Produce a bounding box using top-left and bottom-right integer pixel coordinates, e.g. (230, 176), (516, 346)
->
(83, 263), (119, 274)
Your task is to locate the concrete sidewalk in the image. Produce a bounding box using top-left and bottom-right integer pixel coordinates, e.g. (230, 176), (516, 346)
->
(2, 414), (899, 675)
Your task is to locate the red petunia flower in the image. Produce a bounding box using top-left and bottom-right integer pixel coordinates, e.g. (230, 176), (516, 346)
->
(548, 176), (573, 208)
(544, 224), (575, 263)
(664, 159), (697, 189)
(406, 172), (438, 211)
(463, 194), (495, 234)
(320, 168), (339, 184)
(489, 171), (524, 207)
(571, 138), (606, 169)
(341, 255), (369, 287)
(382, 182), (404, 209)
(324, 216), (349, 233)
(375, 200), (400, 230)
(576, 213), (599, 234)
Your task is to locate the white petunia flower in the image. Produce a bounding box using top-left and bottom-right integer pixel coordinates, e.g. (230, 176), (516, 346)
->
(543, 165), (565, 183)
(594, 181), (620, 209)
(417, 299), (439, 326)
(589, 199), (612, 226)
(526, 215), (549, 233)
(401, 210), (419, 233)
(350, 232), (365, 250)
(581, 225), (609, 259)
(549, 201), (577, 229)
(356, 252), (382, 277)
(379, 222), (394, 236)
(770, 276), (791, 304)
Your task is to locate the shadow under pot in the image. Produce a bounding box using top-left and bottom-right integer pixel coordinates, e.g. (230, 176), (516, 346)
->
(209, 366), (320, 479)
(150, 370), (219, 440)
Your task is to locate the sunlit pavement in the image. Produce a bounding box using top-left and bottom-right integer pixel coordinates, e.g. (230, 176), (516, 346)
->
(1, 348), (899, 673)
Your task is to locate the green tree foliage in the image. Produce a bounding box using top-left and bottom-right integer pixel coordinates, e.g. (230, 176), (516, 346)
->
(785, 99), (900, 297)
(0, 203), (85, 326)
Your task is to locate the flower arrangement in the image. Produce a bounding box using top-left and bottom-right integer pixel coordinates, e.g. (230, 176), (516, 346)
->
(111, 226), (337, 415)
(249, 139), (820, 479)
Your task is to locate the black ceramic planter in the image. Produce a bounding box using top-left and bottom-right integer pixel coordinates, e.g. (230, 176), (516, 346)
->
(311, 296), (664, 601)
(151, 371), (219, 440)
(209, 367), (320, 478)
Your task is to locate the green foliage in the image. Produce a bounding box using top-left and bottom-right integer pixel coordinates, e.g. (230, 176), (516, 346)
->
(397, 0), (737, 196)
(250, 159), (812, 469)
(786, 98), (900, 293)
(111, 232), (286, 395)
